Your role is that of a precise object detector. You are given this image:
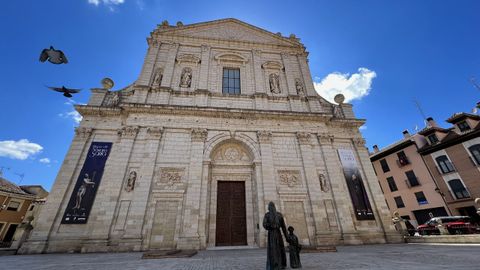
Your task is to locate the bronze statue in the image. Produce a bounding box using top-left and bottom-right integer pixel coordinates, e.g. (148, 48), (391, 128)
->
(287, 226), (302, 268)
(263, 201), (288, 270)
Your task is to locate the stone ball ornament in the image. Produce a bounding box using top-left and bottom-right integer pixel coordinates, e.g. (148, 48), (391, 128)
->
(334, 94), (345, 104)
(101, 78), (114, 90)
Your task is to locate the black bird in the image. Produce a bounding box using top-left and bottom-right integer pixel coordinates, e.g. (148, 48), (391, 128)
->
(47, 86), (81, 98)
(39, 46), (68, 64)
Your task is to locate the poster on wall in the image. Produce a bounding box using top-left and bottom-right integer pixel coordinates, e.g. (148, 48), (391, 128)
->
(61, 142), (113, 224)
(337, 148), (375, 220)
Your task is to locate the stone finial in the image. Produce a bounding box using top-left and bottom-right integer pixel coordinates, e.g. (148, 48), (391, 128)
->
(160, 20), (169, 27)
(191, 128), (208, 142)
(257, 131), (272, 144)
(176, 21), (183, 26)
(101, 78), (114, 90)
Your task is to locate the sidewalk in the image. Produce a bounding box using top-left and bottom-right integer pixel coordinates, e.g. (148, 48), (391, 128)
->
(2, 244), (479, 270)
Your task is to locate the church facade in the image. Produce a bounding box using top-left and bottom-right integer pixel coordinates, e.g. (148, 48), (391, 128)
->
(20, 19), (400, 254)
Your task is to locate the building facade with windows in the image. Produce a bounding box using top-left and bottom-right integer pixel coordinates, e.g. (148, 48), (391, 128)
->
(0, 177), (47, 247)
(418, 114), (480, 224)
(370, 131), (449, 226)
(19, 19), (400, 254)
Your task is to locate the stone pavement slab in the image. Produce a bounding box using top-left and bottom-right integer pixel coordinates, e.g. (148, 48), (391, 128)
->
(2, 244), (480, 270)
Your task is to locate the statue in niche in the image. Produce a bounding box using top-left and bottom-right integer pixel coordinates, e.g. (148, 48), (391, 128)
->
(269, 73), (280, 94)
(319, 174), (329, 192)
(332, 105), (344, 118)
(287, 226), (302, 269)
(152, 69), (163, 87)
(180, 67), (192, 88)
(263, 201), (288, 270)
(110, 91), (120, 107)
(295, 78), (305, 96)
(125, 171), (137, 192)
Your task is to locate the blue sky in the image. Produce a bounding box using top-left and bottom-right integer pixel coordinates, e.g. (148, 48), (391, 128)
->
(0, 0), (479, 190)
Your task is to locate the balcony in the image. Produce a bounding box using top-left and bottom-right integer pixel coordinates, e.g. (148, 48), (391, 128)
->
(396, 157), (410, 167)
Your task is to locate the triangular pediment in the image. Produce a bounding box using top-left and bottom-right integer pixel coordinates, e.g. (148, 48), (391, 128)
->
(157, 19), (300, 47)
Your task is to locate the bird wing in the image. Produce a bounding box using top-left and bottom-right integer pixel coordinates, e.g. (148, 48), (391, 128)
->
(65, 88), (81, 93)
(46, 86), (64, 92)
(39, 49), (49, 62)
(59, 50), (68, 64)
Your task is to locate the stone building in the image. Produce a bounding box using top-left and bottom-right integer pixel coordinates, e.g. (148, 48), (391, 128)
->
(19, 18), (400, 254)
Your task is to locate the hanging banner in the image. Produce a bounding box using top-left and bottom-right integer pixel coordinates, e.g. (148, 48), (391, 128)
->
(61, 142), (112, 224)
(337, 148), (375, 220)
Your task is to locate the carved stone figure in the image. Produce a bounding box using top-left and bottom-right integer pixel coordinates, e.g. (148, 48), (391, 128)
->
(319, 174), (329, 192)
(295, 78), (305, 96)
(263, 202), (288, 270)
(269, 73), (280, 94)
(110, 92), (120, 106)
(332, 105), (344, 118)
(152, 69), (163, 87)
(287, 226), (302, 269)
(180, 67), (192, 88)
(125, 171), (137, 192)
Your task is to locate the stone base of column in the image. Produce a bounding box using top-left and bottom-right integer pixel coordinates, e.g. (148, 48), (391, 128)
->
(384, 231), (405, 244)
(17, 240), (48, 254)
(177, 235), (201, 250)
(315, 232), (342, 246)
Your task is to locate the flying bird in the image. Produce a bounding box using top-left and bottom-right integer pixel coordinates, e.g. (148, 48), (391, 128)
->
(39, 46), (68, 64)
(46, 86), (81, 98)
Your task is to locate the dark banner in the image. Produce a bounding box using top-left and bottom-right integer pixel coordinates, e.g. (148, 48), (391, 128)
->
(61, 142), (112, 224)
(337, 149), (375, 220)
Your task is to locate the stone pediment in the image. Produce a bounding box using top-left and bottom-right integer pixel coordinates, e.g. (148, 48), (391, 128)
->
(157, 19), (301, 47)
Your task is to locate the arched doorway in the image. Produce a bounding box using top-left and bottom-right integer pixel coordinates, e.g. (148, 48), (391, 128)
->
(207, 140), (256, 247)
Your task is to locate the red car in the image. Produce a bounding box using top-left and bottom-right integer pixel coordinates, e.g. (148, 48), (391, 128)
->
(417, 216), (480, 235)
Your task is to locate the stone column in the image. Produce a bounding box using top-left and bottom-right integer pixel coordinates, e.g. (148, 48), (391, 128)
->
(281, 52), (296, 96)
(122, 127), (163, 242)
(83, 126), (139, 251)
(160, 43), (179, 88)
(177, 128), (208, 250)
(198, 160), (210, 248)
(317, 133), (357, 242)
(256, 131), (278, 207)
(254, 161), (266, 247)
(296, 132), (329, 246)
(18, 127), (93, 254)
(297, 53), (321, 112)
(136, 40), (160, 86)
(352, 137), (402, 243)
(197, 45), (211, 91)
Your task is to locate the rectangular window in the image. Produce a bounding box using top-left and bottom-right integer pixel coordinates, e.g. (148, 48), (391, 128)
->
(405, 170), (420, 187)
(222, 68), (241, 95)
(380, 159), (390, 173)
(387, 177), (398, 192)
(457, 121), (471, 132)
(394, 196), (405, 208)
(401, 215), (411, 220)
(427, 134), (439, 144)
(415, 191), (428, 205)
(6, 201), (20, 211)
(396, 151), (410, 166)
(29, 205), (35, 211)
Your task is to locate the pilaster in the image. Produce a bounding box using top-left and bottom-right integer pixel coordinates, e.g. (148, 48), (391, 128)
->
(137, 41), (161, 86)
(197, 45), (211, 90)
(256, 131), (278, 206)
(281, 52), (296, 96)
(252, 50), (265, 94)
(161, 43), (180, 88)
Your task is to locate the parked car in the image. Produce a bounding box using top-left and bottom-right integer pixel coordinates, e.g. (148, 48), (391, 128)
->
(417, 216), (480, 235)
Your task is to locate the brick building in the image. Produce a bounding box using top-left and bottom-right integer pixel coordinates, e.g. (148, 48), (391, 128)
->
(19, 19), (400, 254)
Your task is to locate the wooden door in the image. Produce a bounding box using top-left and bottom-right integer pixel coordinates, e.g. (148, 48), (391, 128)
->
(215, 181), (247, 246)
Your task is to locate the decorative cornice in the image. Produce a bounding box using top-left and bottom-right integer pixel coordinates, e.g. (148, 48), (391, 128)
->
(117, 126), (139, 139)
(296, 132), (312, 145)
(214, 52), (248, 64)
(74, 127), (93, 139)
(318, 133), (334, 144)
(353, 137), (366, 147)
(176, 53), (201, 64)
(146, 127), (164, 139)
(262, 61), (283, 70)
(191, 128), (208, 142)
(257, 131), (272, 144)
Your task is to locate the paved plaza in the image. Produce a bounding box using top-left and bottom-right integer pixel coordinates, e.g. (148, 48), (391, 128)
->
(2, 244), (480, 270)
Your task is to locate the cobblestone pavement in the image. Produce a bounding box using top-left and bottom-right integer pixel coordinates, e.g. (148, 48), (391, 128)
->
(3, 244), (480, 270)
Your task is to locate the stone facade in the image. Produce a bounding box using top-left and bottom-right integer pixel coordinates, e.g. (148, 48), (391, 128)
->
(19, 18), (400, 254)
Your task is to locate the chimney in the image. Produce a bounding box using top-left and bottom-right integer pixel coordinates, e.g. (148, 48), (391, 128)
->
(426, 117), (437, 127)
(373, 145), (379, 153)
(402, 129), (410, 138)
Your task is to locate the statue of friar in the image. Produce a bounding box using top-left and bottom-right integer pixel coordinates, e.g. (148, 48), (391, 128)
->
(263, 201), (288, 270)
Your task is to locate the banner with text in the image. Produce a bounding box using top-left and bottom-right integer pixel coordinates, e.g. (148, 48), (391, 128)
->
(61, 142), (112, 224)
(337, 148), (375, 220)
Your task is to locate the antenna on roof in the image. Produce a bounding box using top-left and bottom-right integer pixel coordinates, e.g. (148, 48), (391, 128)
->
(470, 77), (480, 92)
(14, 172), (25, 185)
(413, 99), (428, 127)
(0, 166), (11, 178)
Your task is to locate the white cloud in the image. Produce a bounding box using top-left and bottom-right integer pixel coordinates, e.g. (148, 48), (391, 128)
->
(88, 0), (125, 6)
(39, 158), (51, 164)
(59, 110), (82, 124)
(314, 68), (377, 103)
(0, 139), (43, 160)
(359, 126), (367, 131)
